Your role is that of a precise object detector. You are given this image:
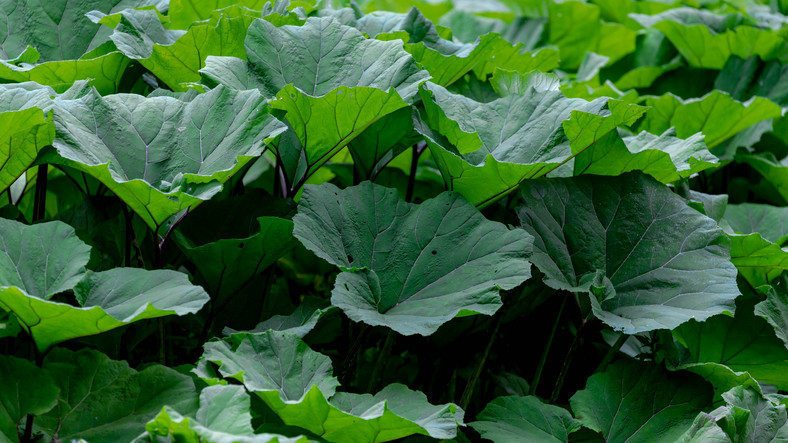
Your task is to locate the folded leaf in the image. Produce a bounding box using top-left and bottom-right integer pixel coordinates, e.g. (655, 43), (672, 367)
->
(293, 182), (533, 335)
(634, 91), (782, 150)
(2, 267), (209, 351)
(570, 359), (712, 442)
(227, 297), (337, 338)
(48, 85), (286, 230)
(518, 173), (739, 333)
(755, 273), (788, 350)
(145, 385), (309, 443)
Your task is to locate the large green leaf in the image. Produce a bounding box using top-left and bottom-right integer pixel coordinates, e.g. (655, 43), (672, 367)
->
(47, 85), (286, 231)
(631, 8), (788, 69)
(723, 203), (788, 287)
(198, 332), (463, 442)
(201, 17), (429, 194)
(417, 79), (646, 207)
(293, 181), (533, 335)
(672, 298), (788, 390)
(517, 173), (740, 334)
(0, 107), (54, 194)
(96, 8), (249, 91)
(37, 348), (198, 443)
(573, 128), (719, 183)
(755, 273), (788, 351)
(145, 385), (308, 443)
(199, 330), (340, 400)
(469, 396), (580, 443)
(2, 267), (209, 351)
(736, 152), (788, 204)
(167, 0), (269, 29)
(570, 359), (712, 442)
(0, 1), (164, 92)
(356, 8), (557, 86)
(681, 386), (788, 442)
(0, 355), (58, 442)
(0, 218), (90, 298)
(634, 91), (782, 150)
(229, 297), (337, 338)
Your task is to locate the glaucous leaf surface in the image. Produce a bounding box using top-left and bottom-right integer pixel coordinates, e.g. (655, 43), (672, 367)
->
(293, 181), (533, 335)
(570, 359), (712, 442)
(518, 172), (739, 333)
(0, 355), (58, 442)
(3, 267), (209, 351)
(48, 85), (286, 230)
(37, 348), (198, 443)
(469, 396), (580, 442)
(755, 273), (788, 350)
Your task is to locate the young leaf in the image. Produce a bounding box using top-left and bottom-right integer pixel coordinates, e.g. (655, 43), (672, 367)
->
(517, 172), (739, 333)
(293, 182), (533, 335)
(0, 355), (59, 441)
(570, 359), (712, 442)
(47, 85), (286, 231)
(469, 396), (580, 442)
(37, 348), (199, 443)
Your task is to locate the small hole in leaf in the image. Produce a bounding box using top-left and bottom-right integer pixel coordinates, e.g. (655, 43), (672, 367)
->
(290, 94), (295, 98)
(431, 250), (437, 255)
(238, 242), (245, 249)
(344, 284), (349, 290)
(348, 255), (354, 263)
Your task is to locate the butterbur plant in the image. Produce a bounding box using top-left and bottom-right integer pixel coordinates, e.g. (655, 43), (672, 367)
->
(3, 0), (788, 442)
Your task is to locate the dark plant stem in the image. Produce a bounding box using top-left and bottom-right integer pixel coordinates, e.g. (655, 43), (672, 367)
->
(22, 344), (45, 443)
(460, 312), (503, 410)
(595, 333), (628, 374)
(33, 164), (48, 221)
(123, 206), (133, 267)
(406, 142), (426, 203)
(367, 330), (396, 393)
(550, 311), (594, 403)
(530, 293), (568, 396)
(158, 318), (167, 365)
(340, 324), (369, 384)
(273, 157), (282, 198)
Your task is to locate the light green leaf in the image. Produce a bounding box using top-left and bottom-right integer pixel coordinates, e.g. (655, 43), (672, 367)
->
(97, 8), (249, 91)
(755, 273), (788, 350)
(573, 128), (719, 183)
(469, 396), (579, 443)
(632, 8), (788, 69)
(199, 330), (340, 400)
(37, 348), (198, 443)
(48, 85), (286, 231)
(145, 385), (309, 443)
(228, 297), (337, 338)
(0, 218), (90, 298)
(723, 203), (788, 287)
(1, 267), (209, 351)
(417, 80), (645, 207)
(0, 107), (54, 194)
(736, 152), (788, 204)
(517, 173), (739, 333)
(293, 182), (533, 335)
(0, 355), (58, 442)
(634, 91), (782, 149)
(167, 0), (269, 29)
(570, 359), (712, 442)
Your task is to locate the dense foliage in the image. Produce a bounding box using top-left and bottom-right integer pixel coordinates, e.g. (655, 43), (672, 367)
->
(2, 0), (788, 441)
